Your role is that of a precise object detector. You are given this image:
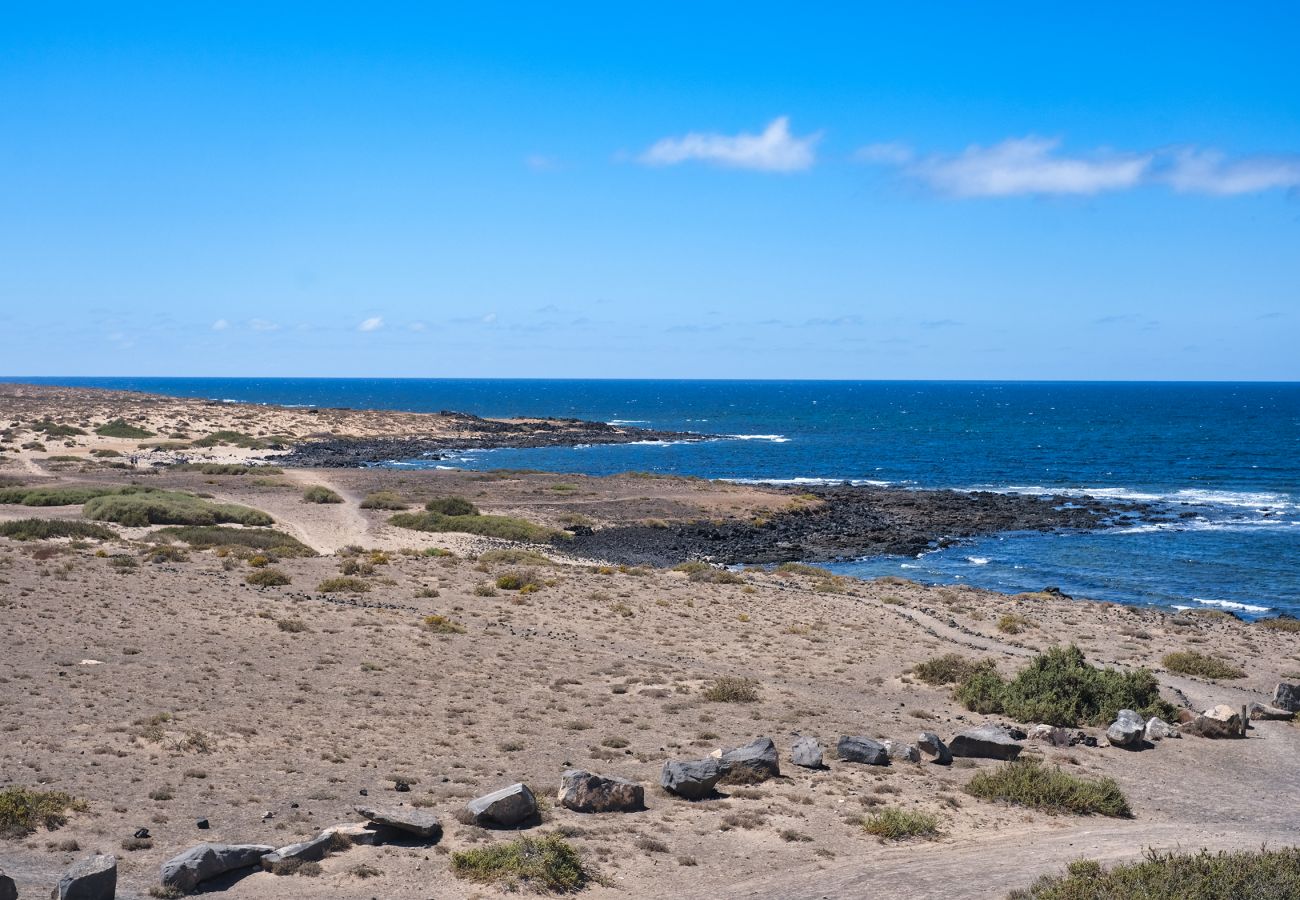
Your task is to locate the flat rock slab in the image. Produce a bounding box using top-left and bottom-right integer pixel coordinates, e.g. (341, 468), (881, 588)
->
(949, 724), (1024, 760)
(262, 831), (336, 869)
(56, 854), (117, 900)
(661, 758), (724, 800)
(1248, 702), (1296, 721)
(468, 783), (537, 827)
(791, 736), (823, 768)
(354, 804), (443, 840)
(323, 821), (402, 847)
(720, 737), (780, 783)
(558, 770), (645, 813)
(161, 843), (274, 893)
(837, 736), (888, 765)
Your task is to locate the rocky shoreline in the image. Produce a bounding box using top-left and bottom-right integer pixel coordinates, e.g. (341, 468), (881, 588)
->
(560, 484), (1162, 566)
(276, 416), (706, 467)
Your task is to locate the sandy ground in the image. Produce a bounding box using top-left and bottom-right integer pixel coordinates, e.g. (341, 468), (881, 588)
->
(1, 454), (1298, 899)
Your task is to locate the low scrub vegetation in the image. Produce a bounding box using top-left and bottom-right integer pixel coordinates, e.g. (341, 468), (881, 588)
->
(192, 430), (282, 449)
(703, 676), (760, 703)
(862, 807), (940, 841)
(0, 484), (127, 506)
(302, 485), (344, 504)
(424, 496), (479, 516)
(423, 614), (466, 634)
(1161, 650), (1246, 680)
(450, 834), (588, 892)
(1257, 615), (1300, 633)
(479, 548), (553, 566)
(247, 568), (291, 587)
(168, 463), (282, 475)
(85, 489), (273, 527)
(998, 612), (1032, 634)
(674, 560), (746, 584)
(390, 509), (561, 543)
(965, 758), (1131, 817)
(33, 419), (86, 437)
(95, 419), (155, 438)
(151, 525), (313, 557)
(0, 787), (87, 837)
(912, 653), (996, 686)
(359, 490), (409, 510)
(954, 645), (1175, 727)
(317, 577), (371, 594)
(1011, 847), (1300, 899)
(0, 518), (117, 541)
(774, 561), (836, 578)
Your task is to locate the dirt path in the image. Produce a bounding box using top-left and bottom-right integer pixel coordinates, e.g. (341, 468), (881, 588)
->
(249, 469), (370, 555)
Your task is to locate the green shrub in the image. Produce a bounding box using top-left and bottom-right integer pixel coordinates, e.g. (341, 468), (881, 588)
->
(302, 485), (344, 504)
(168, 463), (282, 475)
(390, 511), (560, 543)
(1010, 847), (1300, 899)
(862, 807), (940, 841)
(90, 448), (122, 458)
(144, 544), (189, 563)
(0, 519), (117, 541)
(998, 613), (1032, 634)
(425, 496), (479, 516)
(495, 570), (539, 591)
(674, 561), (745, 584)
(0, 484), (127, 506)
(478, 548), (553, 566)
(965, 758), (1131, 817)
(913, 653), (995, 686)
(954, 645), (1175, 727)
(247, 568), (291, 587)
(95, 419), (155, 438)
(0, 787), (87, 837)
(317, 577), (370, 594)
(774, 561), (836, 578)
(359, 491), (409, 510)
(703, 676), (760, 703)
(1162, 651), (1246, 680)
(192, 430), (273, 449)
(1257, 616), (1300, 632)
(33, 420), (86, 437)
(84, 490), (272, 527)
(151, 525), (313, 556)
(450, 834), (587, 892)
(423, 614), (466, 634)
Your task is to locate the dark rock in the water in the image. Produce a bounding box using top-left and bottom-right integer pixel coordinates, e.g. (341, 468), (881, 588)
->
(354, 804), (443, 840)
(949, 724), (1024, 760)
(557, 770), (645, 813)
(719, 737), (780, 783)
(660, 758), (724, 799)
(56, 854), (117, 900)
(160, 843), (274, 893)
(790, 736), (824, 768)
(467, 783), (537, 828)
(836, 736), (888, 765)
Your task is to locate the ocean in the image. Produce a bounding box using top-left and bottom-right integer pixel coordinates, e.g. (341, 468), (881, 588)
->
(14, 377), (1299, 619)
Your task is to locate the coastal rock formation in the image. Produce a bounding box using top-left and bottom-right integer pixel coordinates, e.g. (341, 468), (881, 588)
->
(1106, 709), (1145, 748)
(661, 758), (724, 799)
(917, 731), (953, 764)
(557, 770), (645, 813)
(836, 736), (888, 765)
(160, 843), (274, 893)
(720, 737), (781, 783)
(791, 736), (824, 768)
(56, 854), (117, 900)
(354, 804), (443, 840)
(467, 783), (537, 828)
(949, 724), (1024, 760)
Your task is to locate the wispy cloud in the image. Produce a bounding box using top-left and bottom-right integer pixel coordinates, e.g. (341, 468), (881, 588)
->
(639, 117), (820, 172)
(211, 319), (229, 331)
(249, 318), (279, 332)
(858, 135), (1300, 198)
(358, 316), (384, 332)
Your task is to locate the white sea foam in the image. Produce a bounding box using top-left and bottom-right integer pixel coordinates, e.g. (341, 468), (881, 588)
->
(722, 476), (891, 487)
(987, 484), (1294, 513)
(726, 434), (790, 443)
(607, 419), (648, 426)
(966, 556), (990, 566)
(1193, 597), (1272, 614)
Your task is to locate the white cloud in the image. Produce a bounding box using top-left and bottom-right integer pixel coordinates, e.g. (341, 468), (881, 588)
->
(211, 319), (229, 331)
(358, 316), (384, 332)
(639, 116), (820, 172)
(1161, 148), (1300, 195)
(905, 137), (1149, 197)
(408, 321), (427, 332)
(858, 135), (1300, 198)
(482, 312), (498, 324)
(249, 318), (279, 332)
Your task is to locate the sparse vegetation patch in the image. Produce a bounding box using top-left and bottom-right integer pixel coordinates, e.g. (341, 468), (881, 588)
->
(965, 758), (1131, 817)
(450, 834), (588, 892)
(1010, 847), (1300, 899)
(0, 519), (117, 541)
(1162, 650), (1246, 680)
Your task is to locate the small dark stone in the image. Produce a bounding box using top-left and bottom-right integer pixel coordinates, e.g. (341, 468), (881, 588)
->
(359, 788), (369, 796)
(134, 827), (151, 839)
(196, 819), (210, 830)
(394, 781), (411, 793)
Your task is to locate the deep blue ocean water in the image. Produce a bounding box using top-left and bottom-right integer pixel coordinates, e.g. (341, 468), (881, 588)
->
(13, 377), (1299, 618)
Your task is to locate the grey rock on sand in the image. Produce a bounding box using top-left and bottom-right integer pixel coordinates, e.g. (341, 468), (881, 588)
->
(56, 854), (117, 900)
(557, 770), (645, 812)
(836, 735), (889, 765)
(661, 758), (724, 799)
(160, 843), (274, 893)
(261, 831), (337, 869)
(1144, 717), (1180, 741)
(949, 724), (1024, 760)
(884, 740), (921, 763)
(467, 783), (537, 827)
(354, 804), (443, 839)
(0, 869), (13, 900)
(917, 731), (953, 765)
(720, 737), (781, 783)
(1274, 682), (1299, 713)
(791, 736), (824, 768)
(322, 821), (401, 846)
(1191, 704), (1244, 738)
(1106, 709), (1145, 748)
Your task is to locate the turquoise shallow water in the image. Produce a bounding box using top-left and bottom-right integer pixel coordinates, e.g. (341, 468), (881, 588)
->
(13, 377), (1299, 618)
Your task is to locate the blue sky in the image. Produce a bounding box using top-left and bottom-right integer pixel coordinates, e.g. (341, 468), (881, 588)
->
(2, 3), (1297, 379)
